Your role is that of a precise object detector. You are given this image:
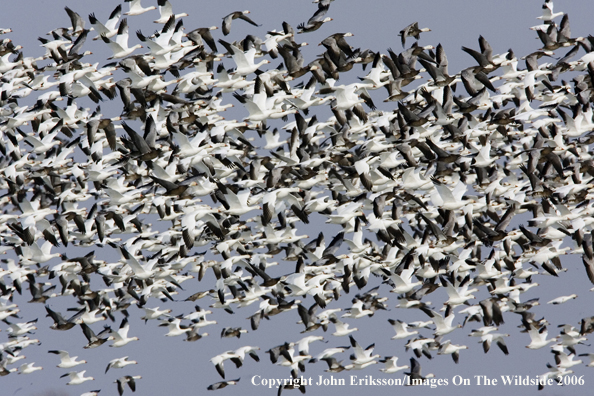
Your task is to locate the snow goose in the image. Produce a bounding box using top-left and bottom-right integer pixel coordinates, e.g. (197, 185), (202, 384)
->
(526, 325), (557, 349)
(310, 346), (349, 363)
(154, 0), (188, 23)
(18, 362), (43, 374)
(537, 0), (564, 22)
(384, 267), (422, 294)
(80, 323), (110, 349)
(388, 319), (419, 340)
(233, 91), (292, 123)
(219, 39), (270, 76)
(442, 275), (477, 306)
(399, 22), (431, 47)
(547, 294), (577, 305)
(349, 335), (380, 365)
(221, 188), (260, 216)
(298, 5), (333, 33)
(221, 327), (248, 338)
(124, 0), (156, 16)
(294, 335), (323, 356)
(89, 5), (122, 40)
(115, 375), (142, 396)
(210, 351), (240, 379)
(379, 356), (409, 373)
(222, 11), (260, 36)
(208, 379), (240, 391)
(5, 319), (37, 336)
(537, 365), (573, 391)
(552, 349), (582, 369)
(64, 7), (87, 35)
(61, 370), (94, 385)
(108, 318), (139, 347)
(437, 340), (468, 363)
(289, 79), (332, 111)
(121, 247), (159, 280)
(140, 307), (172, 323)
(405, 358), (435, 384)
(136, 25), (185, 57)
(106, 356), (138, 373)
(46, 305), (77, 330)
(431, 178), (468, 211)
(48, 350), (87, 368)
(423, 306), (462, 336)
(326, 201), (363, 224)
(341, 299), (373, 319)
(480, 332), (510, 355)
(401, 167), (432, 190)
(100, 19), (142, 59)
(332, 83), (364, 111)
(232, 346), (261, 367)
(160, 317), (191, 337)
(577, 353), (594, 367)
(214, 63), (254, 92)
(329, 315), (358, 336)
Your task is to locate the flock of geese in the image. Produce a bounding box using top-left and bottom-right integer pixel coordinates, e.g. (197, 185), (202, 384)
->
(2, 0), (594, 393)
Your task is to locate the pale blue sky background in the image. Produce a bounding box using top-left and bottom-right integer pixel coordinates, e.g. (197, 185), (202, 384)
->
(2, 1), (594, 396)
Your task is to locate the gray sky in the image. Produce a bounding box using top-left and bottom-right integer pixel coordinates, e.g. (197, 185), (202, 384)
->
(2, 1), (594, 396)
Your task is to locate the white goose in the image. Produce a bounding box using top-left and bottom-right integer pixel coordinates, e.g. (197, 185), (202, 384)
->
(526, 325), (557, 349)
(48, 350), (87, 368)
(329, 315), (358, 336)
(60, 370), (94, 385)
(349, 335), (380, 365)
(154, 0), (188, 23)
(18, 362), (43, 374)
(89, 5), (122, 40)
(109, 318), (140, 347)
(388, 319), (419, 340)
(101, 19), (142, 59)
(379, 356), (409, 373)
(105, 356), (138, 373)
(437, 340), (468, 363)
(219, 40), (270, 76)
(426, 307), (461, 336)
(124, 0), (156, 16)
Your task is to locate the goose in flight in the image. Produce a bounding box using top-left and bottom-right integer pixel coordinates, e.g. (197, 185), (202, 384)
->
(422, 305), (462, 336)
(537, 0), (564, 22)
(115, 375), (142, 396)
(89, 5), (122, 40)
(399, 22), (431, 47)
(329, 315), (358, 336)
(298, 5), (333, 33)
(100, 19), (142, 59)
(207, 378), (240, 391)
(106, 356), (138, 373)
(108, 318), (140, 347)
(124, 0), (156, 16)
(80, 323), (110, 349)
(18, 362), (43, 374)
(154, 0), (188, 23)
(60, 370), (94, 385)
(48, 350), (87, 368)
(222, 11), (260, 36)
(219, 39), (271, 76)
(379, 356), (409, 373)
(437, 339), (468, 363)
(479, 332), (510, 355)
(526, 325), (557, 349)
(388, 319), (419, 340)
(349, 335), (380, 365)
(405, 358), (435, 384)
(210, 351), (240, 379)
